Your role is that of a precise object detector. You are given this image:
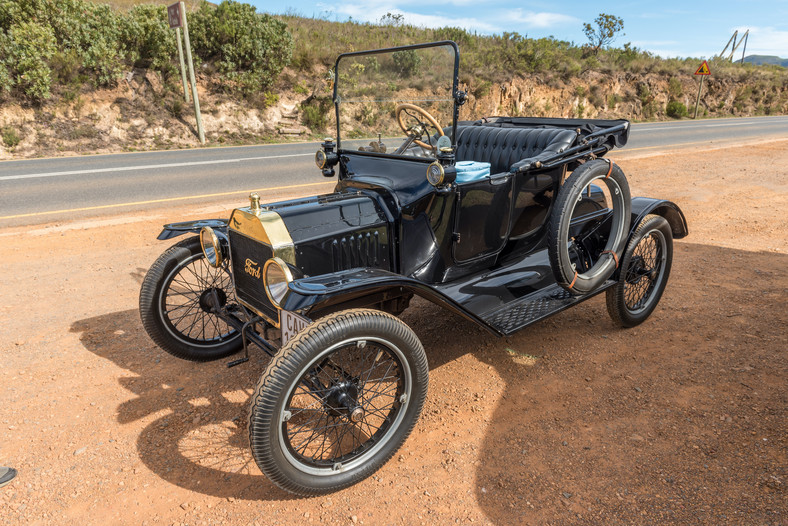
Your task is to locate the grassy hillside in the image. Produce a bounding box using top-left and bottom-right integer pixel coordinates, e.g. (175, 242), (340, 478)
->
(1, 0), (787, 157)
(744, 55), (788, 68)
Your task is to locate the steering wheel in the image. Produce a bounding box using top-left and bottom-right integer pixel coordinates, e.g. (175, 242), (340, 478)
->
(395, 103), (444, 150)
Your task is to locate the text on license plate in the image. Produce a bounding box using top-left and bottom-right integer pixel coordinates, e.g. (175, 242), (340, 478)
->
(281, 310), (310, 346)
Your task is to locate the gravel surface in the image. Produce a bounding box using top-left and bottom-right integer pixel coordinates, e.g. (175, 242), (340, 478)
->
(1, 140), (786, 525)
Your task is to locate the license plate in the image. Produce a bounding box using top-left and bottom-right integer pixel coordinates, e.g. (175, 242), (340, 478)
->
(280, 310), (310, 346)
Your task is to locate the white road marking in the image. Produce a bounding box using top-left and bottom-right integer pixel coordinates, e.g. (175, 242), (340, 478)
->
(0, 152), (313, 181)
(634, 120), (788, 132)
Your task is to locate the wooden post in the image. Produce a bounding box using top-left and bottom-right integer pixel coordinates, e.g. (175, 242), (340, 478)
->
(180, 1), (205, 144)
(175, 27), (189, 102)
(693, 75), (705, 119)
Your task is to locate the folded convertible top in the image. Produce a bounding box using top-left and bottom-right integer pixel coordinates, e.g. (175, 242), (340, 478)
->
(462, 116), (631, 148)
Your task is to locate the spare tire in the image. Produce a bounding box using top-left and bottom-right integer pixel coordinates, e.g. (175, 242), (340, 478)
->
(548, 158), (631, 295)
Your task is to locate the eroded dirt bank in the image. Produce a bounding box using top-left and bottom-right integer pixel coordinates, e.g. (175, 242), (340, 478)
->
(0, 141), (786, 524)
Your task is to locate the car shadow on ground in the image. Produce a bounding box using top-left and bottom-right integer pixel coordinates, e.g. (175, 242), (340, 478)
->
(70, 242), (787, 521)
(402, 242), (786, 524)
(70, 308), (297, 501)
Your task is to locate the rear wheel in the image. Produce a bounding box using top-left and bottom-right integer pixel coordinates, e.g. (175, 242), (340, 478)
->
(249, 309), (428, 496)
(606, 215), (673, 327)
(139, 236), (243, 361)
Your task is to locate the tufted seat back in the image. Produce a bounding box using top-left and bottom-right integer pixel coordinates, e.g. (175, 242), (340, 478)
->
(454, 126), (577, 175)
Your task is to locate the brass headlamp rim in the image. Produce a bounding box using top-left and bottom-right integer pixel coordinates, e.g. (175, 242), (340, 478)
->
(262, 257), (295, 308)
(199, 226), (223, 268)
(427, 161), (445, 186)
(315, 149), (327, 169)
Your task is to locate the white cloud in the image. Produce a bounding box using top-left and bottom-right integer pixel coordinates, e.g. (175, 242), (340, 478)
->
(315, 2), (575, 34)
(323, 3), (499, 32)
(507, 10), (578, 29)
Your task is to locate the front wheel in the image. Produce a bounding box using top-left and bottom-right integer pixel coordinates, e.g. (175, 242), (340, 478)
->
(139, 236), (243, 361)
(249, 309), (428, 496)
(606, 214), (673, 327)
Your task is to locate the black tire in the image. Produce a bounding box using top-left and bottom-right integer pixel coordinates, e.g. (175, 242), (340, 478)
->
(249, 309), (428, 496)
(606, 214), (673, 327)
(139, 236), (243, 361)
(548, 159), (631, 294)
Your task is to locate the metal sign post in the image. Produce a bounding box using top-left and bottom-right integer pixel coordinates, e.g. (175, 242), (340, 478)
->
(693, 60), (711, 119)
(175, 28), (189, 102)
(167, 3), (189, 102)
(168, 2), (205, 144)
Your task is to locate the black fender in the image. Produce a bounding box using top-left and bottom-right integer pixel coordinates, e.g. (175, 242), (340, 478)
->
(280, 268), (501, 335)
(630, 197), (688, 239)
(156, 219), (228, 240)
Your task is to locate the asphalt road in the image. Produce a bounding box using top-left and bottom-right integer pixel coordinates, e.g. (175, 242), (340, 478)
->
(2, 115), (787, 226)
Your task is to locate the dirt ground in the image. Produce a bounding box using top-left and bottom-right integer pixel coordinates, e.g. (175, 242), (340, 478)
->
(1, 140), (786, 525)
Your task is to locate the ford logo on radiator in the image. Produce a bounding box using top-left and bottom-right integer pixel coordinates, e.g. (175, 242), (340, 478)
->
(244, 258), (261, 278)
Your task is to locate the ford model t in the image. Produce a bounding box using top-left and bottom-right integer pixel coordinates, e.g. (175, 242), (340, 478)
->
(139, 42), (687, 495)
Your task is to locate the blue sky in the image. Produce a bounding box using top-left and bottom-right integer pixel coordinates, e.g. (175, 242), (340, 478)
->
(251, 0), (788, 59)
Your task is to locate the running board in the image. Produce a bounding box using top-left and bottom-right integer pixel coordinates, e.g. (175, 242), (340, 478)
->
(480, 281), (615, 335)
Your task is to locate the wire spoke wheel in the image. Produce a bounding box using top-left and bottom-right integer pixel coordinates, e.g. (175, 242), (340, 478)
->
(249, 309), (428, 496)
(623, 234), (662, 311)
(139, 237), (243, 361)
(606, 215), (673, 327)
(161, 251), (236, 344)
(283, 339), (406, 472)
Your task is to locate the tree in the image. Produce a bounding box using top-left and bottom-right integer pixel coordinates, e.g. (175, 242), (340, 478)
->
(583, 13), (624, 55)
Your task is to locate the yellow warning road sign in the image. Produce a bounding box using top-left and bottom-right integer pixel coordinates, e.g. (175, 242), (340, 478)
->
(695, 60), (711, 76)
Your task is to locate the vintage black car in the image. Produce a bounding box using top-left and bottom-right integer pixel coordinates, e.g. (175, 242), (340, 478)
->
(139, 42), (687, 496)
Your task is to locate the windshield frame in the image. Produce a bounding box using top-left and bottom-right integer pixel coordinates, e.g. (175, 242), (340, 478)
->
(332, 41), (460, 154)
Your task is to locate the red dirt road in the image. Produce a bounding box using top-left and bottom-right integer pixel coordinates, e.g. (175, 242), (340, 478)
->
(1, 141), (786, 525)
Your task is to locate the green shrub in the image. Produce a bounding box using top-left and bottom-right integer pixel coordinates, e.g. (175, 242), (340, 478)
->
(473, 80), (492, 98)
(121, 4), (176, 71)
(190, 0), (293, 96)
(666, 100), (687, 118)
(46, 0), (125, 86)
(167, 98), (184, 119)
(392, 49), (421, 77)
(262, 90), (278, 108)
(668, 77), (682, 99)
(293, 81), (309, 95)
(0, 62), (13, 98)
(300, 95), (332, 131)
(2, 126), (21, 148)
(0, 21), (57, 101)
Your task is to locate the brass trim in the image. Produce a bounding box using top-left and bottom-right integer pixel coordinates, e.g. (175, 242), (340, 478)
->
(199, 226), (223, 268)
(427, 161), (445, 186)
(249, 192), (262, 214)
(263, 257), (294, 308)
(228, 208), (295, 265)
(315, 149), (327, 169)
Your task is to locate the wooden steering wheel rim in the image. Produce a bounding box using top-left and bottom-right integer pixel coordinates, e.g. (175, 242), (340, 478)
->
(395, 103), (444, 150)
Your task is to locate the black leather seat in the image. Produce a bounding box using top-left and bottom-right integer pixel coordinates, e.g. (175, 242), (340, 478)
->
(454, 126), (576, 175)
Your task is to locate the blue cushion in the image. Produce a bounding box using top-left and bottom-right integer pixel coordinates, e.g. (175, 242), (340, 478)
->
(455, 160), (491, 183)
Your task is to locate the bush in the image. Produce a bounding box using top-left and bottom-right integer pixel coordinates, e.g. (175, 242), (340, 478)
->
(666, 100), (688, 118)
(392, 49), (421, 77)
(121, 4), (176, 71)
(0, 21), (57, 101)
(2, 126), (21, 148)
(46, 0), (125, 86)
(190, 0), (293, 96)
(300, 95), (332, 131)
(668, 77), (683, 99)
